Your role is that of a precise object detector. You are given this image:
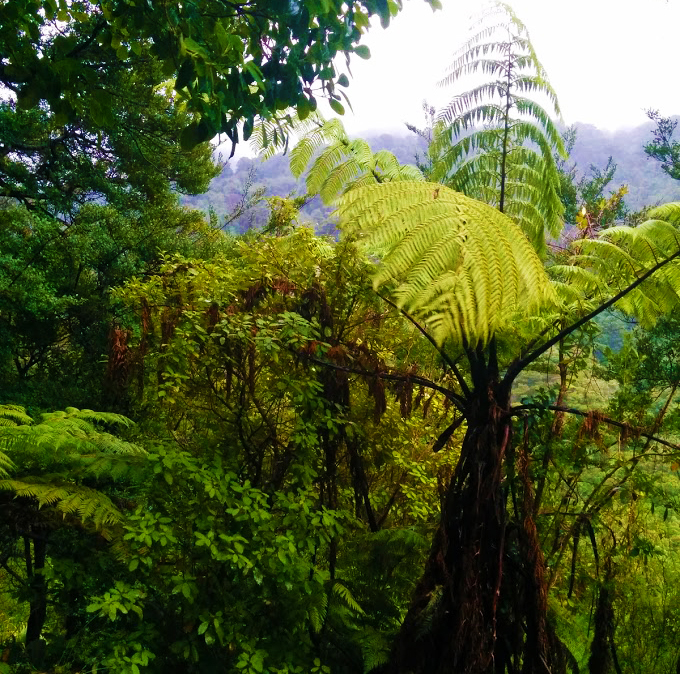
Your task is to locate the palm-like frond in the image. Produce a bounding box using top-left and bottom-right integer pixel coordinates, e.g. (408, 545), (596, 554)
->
(433, 1), (564, 252)
(556, 204), (680, 327)
(337, 182), (554, 346)
(0, 407), (144, 534)
(0, 478), (122, 534)
(290, 117), (348, 180)
(249, 109), (326, 160)
(0, 404), (33, 426)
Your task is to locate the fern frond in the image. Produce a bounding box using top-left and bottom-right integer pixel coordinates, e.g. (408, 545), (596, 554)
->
(319, 159), (364, 205)
(307, 589), (329, 633)
(338, 182), (554, 346)
(647, 202), (680, 226)
(0, 404), (33, 427)
(332, 582), (364, 614)
(0, 451), (13, 479)
(290, 118), (424, 205)
(249, 109), (325, 160)
(290, 117), (347, 179)
(0, 478), (122, 533)
(357, 627), (391, 673)
(433, 1), (564, 251)
(557, 205), (680, 328)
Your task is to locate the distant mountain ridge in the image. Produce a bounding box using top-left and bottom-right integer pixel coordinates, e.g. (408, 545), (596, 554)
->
(568, 120), (680, 210)
(183, 119), (680, 232)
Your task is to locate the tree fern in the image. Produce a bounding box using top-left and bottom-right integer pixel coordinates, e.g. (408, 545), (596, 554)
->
(431, 1), (565, 252)
(337, 181), (554, 346)
(559, 203), (680, 327)
(0, 406), (144, 533)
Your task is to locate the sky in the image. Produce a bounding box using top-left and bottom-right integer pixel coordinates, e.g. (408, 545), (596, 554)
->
(316, 0), (680, 137)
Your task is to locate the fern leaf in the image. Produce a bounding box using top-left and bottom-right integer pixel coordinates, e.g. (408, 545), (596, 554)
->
(338, 182), (554, 346)
(332, 582), (363, 614)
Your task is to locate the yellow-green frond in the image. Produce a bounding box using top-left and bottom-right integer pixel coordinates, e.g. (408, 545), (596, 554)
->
(558, 206), (680, 327)
(338, 182), (554, 346)
(0, 478), (122, 533)
(290, 119), (425, 205)
(0, 404), (33, 427)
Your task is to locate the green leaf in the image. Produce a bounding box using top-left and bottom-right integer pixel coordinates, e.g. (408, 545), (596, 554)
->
(337, 73), (350, 87)
(243, 117), (254, 142)
(354, 45), (371, 60)
(180, 120), (212, 150)
(329, 99), (345, 116)
(175, 58), (196, 91)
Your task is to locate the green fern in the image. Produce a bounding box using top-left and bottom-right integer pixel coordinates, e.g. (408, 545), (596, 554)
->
(307, 587), (329, 633)
(289, 117), (425, 205)
(337, 181), (555, 346)
(431, 1), (565, 252)
(250, 109), (328, 160)
(332, 581), (364, 614)
(0, 407), (144, 534)
(560, 204), (680, 326)
(357, 627), (391, 673)
(0, 478), (122, 532)
(0, 404), (33, 426)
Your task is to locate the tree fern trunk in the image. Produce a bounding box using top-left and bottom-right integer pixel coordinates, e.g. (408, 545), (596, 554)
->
(25, 534), (48, 647)
(385, 383), (565, 674)
(386, 388), (512, 674)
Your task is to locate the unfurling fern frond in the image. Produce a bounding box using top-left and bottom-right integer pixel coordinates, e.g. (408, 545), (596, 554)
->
(338, 181), (554, 347)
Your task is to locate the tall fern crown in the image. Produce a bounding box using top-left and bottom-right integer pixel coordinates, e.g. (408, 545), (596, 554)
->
(432, 1), (565, 252)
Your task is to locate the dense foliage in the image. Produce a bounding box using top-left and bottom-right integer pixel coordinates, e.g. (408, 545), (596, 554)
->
(2, 2), (680, 674)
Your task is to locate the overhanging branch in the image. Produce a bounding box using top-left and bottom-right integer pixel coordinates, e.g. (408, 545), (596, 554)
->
(512, 403), (680, 452)
(301, 352), (467, 415)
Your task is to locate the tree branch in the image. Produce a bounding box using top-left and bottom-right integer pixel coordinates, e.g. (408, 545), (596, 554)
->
(512, 404), (680, 452)
(301, 352), (467, 414)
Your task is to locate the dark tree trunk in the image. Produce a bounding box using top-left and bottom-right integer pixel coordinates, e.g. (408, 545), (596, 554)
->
(384, 384), (563, 674)
(386, 387), (512, 674)
(25, 534), (48, 646)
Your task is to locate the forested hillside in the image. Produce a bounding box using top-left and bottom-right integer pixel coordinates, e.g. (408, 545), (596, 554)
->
(184, 120), (680, 233)
(568, 120), (680, 209)
(2, 2), (680, 674)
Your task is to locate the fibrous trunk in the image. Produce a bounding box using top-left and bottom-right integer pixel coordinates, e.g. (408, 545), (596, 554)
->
(385, 387), (561, 674)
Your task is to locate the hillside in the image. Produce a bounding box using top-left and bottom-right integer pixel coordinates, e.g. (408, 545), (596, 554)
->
(183, 120), (680, 232)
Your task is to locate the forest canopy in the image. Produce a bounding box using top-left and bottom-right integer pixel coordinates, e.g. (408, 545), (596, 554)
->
(1, 2), (680, 674)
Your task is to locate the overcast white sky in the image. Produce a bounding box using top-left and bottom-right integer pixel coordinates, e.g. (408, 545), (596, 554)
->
(318, 0), (680, 136)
